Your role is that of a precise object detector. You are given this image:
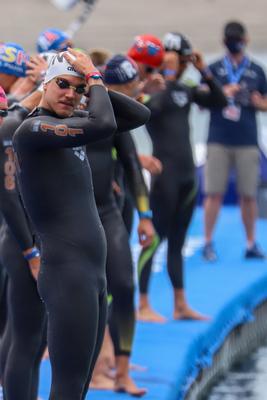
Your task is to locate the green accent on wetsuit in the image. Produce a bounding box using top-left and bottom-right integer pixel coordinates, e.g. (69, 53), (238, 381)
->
(136, 194), (150, 213)
(111, 147), (117, 161)
(182, 179), (198, 209)
(106, 292), (133, 354)
(182, 78), (198, 88)
(139, 93), (151, 104)
(107, 294), (113, 305)
(138, 234), (160, 279)
(118, 314), (135, 354)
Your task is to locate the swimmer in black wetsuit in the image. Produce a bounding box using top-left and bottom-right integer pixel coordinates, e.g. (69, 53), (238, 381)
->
(87, 54), (152, 396)
(0, 87), (8, 343)
(137, 33), (227, 322)
(0, 90), (47, 400)
(13, 49), (117, 400)
(0, 43), (29, 338)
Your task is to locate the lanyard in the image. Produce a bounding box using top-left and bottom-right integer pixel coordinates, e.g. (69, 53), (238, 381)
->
(223, 55), (250, 84)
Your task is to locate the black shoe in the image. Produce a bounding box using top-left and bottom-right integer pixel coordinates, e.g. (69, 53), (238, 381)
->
(202, 242), (217, 262)
(245, 243), (266, 259)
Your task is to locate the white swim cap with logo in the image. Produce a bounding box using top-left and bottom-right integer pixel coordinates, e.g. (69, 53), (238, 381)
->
(44, 51), (84, 83)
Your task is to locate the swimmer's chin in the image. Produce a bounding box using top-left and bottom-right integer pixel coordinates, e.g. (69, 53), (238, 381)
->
(55, 103), (75, 118)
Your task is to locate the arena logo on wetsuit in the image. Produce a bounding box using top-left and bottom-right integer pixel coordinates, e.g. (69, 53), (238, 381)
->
(73, 146), (86, 161)
(171, 90), (189, 107)
(39, 122), (84, 137)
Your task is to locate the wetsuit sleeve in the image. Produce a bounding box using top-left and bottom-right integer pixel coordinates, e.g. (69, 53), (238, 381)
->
(115, 131), (150, 214)
(14, 85), (117, 150)
(0, 119), (33, 250)
(108, 90), (151, 133)
(192, 77), (228, 108)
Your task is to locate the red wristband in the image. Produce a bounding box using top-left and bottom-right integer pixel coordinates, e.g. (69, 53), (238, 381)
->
(85, 71), (103, 82)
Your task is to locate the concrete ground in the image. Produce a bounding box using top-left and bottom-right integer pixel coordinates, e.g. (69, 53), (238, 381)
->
(1, 0), (267, 54)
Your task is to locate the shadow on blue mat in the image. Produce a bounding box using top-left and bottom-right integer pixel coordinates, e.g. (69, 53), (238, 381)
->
(38, 207), (267, 400)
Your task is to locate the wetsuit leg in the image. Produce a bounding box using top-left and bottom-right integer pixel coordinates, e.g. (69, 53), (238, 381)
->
(166, 180), (197, 289)
(100, 205), (135, 357)
(138, 235), (161, 294)
(0, 266), (8, 338)
(81, 291), (107, 399)
(0, 214), (8, 339)
(0, 315), (11, 381)
(30, 320), (48, 400)
(138, 171), (176, 294)
(0, 229), (46, 400)
(37, 239), (107, 400)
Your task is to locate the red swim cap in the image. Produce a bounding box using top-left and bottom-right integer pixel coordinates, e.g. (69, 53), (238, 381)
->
(127, 34), (164, 68)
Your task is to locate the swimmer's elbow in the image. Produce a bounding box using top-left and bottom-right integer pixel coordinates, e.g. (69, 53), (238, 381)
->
(99, 114), (117, 135)
(141, 106), (151, 124)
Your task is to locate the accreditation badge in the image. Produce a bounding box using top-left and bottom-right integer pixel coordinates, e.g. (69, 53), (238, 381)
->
(222, 104), (241, 122)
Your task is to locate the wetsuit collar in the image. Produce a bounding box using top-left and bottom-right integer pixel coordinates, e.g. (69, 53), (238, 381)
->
(9, 103), (30, 114)
(28, 106), (62, 119)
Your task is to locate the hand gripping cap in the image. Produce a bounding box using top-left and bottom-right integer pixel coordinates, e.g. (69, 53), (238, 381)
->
(44, 51), (83, 83)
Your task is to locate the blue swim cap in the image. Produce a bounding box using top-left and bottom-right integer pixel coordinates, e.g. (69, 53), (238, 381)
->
(0, 42), (28, 77)
(37, 28), (71, 53)
(104, 55), (138, 85)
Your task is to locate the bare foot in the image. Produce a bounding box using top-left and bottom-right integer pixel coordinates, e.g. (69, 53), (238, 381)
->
(105, 367), (116, 379)
(114, 375), (147, 397)
(136, 307), (167, 323)
(174, 306), (210, 321)
(90, 373), (115, 391)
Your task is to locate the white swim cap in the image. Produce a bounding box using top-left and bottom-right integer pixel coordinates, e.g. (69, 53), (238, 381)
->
(44, 51), (83, 83)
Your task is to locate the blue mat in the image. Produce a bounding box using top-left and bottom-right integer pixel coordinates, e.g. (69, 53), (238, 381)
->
(38, 206), (267, 400)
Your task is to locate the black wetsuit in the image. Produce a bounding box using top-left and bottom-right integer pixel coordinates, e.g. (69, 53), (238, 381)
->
(0, 221), (7, 338)
(138, 77), (227, 293)
(0, 93), (27, 341)
(114, 160), (135, 235)
(0, 104), (47, 400)
(13, 85), (117, 400)
(86, 90), (150, 357)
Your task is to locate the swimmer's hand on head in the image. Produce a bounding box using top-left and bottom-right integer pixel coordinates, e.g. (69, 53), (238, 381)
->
(63, 48), (105, 87)
(26, 55), (49, 85)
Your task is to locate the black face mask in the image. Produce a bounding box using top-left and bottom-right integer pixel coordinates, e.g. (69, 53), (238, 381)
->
(225, 38), (245, 54)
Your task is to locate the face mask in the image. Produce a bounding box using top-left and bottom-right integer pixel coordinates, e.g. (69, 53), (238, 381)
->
(225, 38), (245, 54)
(162, 69), (177, 77)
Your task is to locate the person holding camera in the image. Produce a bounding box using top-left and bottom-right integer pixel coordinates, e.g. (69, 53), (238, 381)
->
(203, 21), (267, 262)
